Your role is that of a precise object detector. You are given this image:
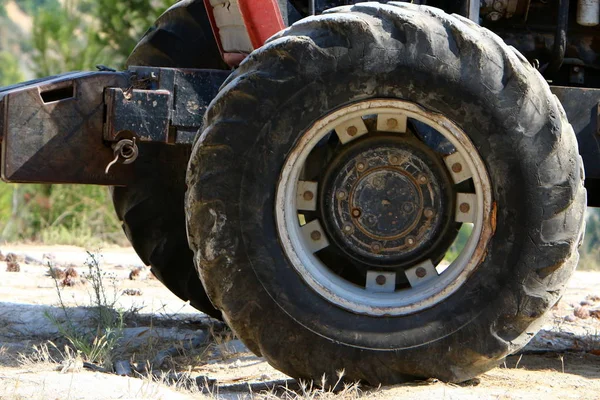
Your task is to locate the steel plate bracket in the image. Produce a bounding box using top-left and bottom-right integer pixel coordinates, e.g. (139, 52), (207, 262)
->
(0, 67), (230, 185)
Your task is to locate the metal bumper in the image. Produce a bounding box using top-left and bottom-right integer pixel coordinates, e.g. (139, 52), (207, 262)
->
(1, 73), (600, 191)
(0, 67), (230, 185)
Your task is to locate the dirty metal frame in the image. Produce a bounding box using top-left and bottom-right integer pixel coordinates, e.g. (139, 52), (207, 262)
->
(0, 67), (230, 186)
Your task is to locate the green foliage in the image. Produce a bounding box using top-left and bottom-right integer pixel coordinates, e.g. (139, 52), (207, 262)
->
(0, 184), (127, 246)
(31, 0), (106, 76)
(15, 0), (60, 15)
(84, 0), (172, 68)
(30, 0), (171, 75)
(580, 208), (600, 270)
(443, 223), (472, 264)
(0, 51), (24, 85)
(0, 0), (171, 246)
(45, 253), (125, 369)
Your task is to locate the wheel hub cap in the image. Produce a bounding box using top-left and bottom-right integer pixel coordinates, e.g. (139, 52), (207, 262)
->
(275, 100), (494, 316)
(321, 136), (451, 267)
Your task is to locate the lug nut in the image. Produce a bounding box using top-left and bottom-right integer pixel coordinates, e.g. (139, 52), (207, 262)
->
(351, 208), (362, 218)
(303, 191), (314, 201)
(452, 163), (463, 173)
(416, 267), (427, 278)
(337, 190), (347, 200)
(376, 275), (387, 285)
(347, 126), (358, 137)
(310, 231), (322, 241)
(371, 243), (382, 253)
(357, 162), (366, 171)
(390, 155), (400, 164)
(418, 175), (428, 185)
(387, 118), (398, 129)
(343, 223), (354, 234)
(460, 203), (471, 213)
(424, 209), (434, 218)
(406, 237), (416, 246)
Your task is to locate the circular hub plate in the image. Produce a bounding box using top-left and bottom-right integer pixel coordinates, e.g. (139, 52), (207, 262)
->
(321, 136), (452, 267)
(276, 100), (493, 316)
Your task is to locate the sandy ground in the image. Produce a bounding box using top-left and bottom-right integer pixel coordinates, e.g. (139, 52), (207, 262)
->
(0, 244), (599, 400)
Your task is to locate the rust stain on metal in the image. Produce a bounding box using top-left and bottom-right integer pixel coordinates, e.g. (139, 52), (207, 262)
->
(490, 201), (497, 233)
(347, 126), (358, 137)
(460, 202), (471, 213)
(452, 162), (463, 173)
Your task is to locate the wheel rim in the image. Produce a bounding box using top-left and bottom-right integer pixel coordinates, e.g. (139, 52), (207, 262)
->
(276, 99), (494, 316)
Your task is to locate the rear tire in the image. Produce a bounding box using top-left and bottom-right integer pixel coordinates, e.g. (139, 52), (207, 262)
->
(112, 0), (225, 319)
(186, 3), (586, 383)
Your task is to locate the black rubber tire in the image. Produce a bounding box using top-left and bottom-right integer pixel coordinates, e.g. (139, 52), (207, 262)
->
(112, 0), (225, 319)
(185, 3), (586, 384)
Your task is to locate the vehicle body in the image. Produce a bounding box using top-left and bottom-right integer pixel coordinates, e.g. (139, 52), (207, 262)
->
(0, 0), (594, 385)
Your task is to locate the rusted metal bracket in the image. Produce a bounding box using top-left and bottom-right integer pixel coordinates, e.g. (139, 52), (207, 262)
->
(0, 67), (230, 185)
(104, 67), (229, 145)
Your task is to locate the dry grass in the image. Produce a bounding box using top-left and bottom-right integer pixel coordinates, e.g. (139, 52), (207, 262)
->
(18, 341), (79, 372)
(204, 327), (241, 361)
(6, 261), (20, 272)
(252, 371), (363, 400)
(43, 252), (125, 370)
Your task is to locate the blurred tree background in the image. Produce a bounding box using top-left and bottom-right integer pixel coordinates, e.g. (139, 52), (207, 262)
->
(0, 0), (171, 246)
(0, 0), (598, 270)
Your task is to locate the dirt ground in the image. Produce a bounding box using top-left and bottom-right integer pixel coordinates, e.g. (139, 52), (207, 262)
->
(0, 244), (599, 400)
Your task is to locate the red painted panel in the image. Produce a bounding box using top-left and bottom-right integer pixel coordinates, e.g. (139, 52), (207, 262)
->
(238, 0), (285, 49)
(203, 0), (285, 67)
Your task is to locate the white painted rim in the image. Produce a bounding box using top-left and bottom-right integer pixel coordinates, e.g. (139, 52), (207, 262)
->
(275, 100), (494, 316)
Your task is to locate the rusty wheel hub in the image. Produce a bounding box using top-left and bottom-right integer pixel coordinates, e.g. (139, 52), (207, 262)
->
(321, 136), (454, 268)
(275, 100), (493, 316)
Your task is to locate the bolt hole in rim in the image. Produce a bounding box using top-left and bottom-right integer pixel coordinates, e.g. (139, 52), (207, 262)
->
(276, 100), (493, 316)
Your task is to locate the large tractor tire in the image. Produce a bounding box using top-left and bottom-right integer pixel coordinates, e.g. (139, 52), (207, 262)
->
(111, 0), (225, 319)
(186, 3), (586, 384)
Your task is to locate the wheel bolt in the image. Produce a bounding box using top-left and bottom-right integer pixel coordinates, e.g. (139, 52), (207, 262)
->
(387, 118), (398, 129)
(406, 237), (416, 246)
(376, 275), (387, 285)
(424, 209), (434, 218)
(416, 267), (427, 278)
(460, 203), (471, 213)
(347, 126), (358, 137)
(343, 223), (354, 235)
(390, 155), (400, 164)
(351, 208), (362, 218)
(452, 163), (463, 173)
(337, 191), (347, 200)
(303, 191), (314, 201)
(418, 175), (428, 185)
(357, 162), (366, 171)
(310, 231), (322, 241)
(371, 243), (382, 253)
